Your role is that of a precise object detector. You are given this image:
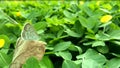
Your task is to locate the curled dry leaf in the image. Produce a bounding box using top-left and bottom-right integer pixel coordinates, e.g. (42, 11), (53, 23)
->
(10, 23), (46, 68)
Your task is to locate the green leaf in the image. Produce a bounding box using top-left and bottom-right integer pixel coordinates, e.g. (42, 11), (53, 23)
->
(111, 53), (120, 57)
(87, 16), (97, 29)
(68, 44), (82, 54)
(85, 33), (96, 40)
(39, 56), (54, 68)
(62, 60), (79, 68)
(46, 16), (65, 26)
(100, 8), (111, 13)
(23, 57), (40, 68)
(111, 41), (120, 46)
(54, 41), (71, 51)
(99, 22), (112, 27)
(105, 58), (120, 68)
(65, 29), (81, 37)
(70, 4), (80, 12)
(82, 59), (103, 68)
(74, 22), (84, 37)
(73, 60), (82, 68)
(57, 29), (64, 38)
(0, 51), (11, 67)
(77, 49), (107, 68)
(79, 16), (95, 29)
(64, 18), (75, 24)
(34, 22), (47, 30)
(87, 29), (94, 34)
(55, 51), (72, 60)
(81, 4), (93, 16)
(83, 41), (94, 46)
(108, 30), (120, 40)
(63, 25), (81, 37)
(0, 9), (18, 24)
(63, 10), (76, 19)
(95, 32), (110, 41)
(109, 23), (120, 30)
(97, 46), (109, 54)
(0, 19), (7, 29)
(26, 10), (40, 20)
(79, 15), (88, 28)
(44, 33), (56, 39)
(3, 65), (9, 68)
(92, 41), (105, 47)
(63, 10), (77, 24)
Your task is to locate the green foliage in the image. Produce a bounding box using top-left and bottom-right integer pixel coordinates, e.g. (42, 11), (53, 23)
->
(23, 57), (40, 68)
(23, 56), (53, 68)
(105, 58), (120, 68)
(0, 51), (12, 67)
(62, 60), (81, 68)
(39, 56), (54, 68)
(0, 1), (120, 68)
(77, 49), (107, 68)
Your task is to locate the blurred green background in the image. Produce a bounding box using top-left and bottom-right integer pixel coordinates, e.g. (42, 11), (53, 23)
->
(0, 1), (120, 68)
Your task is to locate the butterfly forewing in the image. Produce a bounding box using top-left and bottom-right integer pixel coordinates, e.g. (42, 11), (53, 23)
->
(21, 23), (39, 40)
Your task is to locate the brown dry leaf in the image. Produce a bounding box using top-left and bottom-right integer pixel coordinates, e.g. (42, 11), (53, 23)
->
(10, 23), (46, 68)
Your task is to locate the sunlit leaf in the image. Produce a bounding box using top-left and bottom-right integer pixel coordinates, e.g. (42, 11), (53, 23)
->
(54, 41), (71, 51)
(62, 60), (79, 68)
(105, 58), (120, 68)
(55, 51), (72, 60)
(23, 57), (40, 68)
(77, 49), (107, 68)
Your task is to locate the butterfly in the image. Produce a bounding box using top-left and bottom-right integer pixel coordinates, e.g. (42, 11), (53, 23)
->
(10, 23), (46, 68)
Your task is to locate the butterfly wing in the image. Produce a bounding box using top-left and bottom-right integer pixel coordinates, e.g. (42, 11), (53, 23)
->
(21, 23), (39, 40)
